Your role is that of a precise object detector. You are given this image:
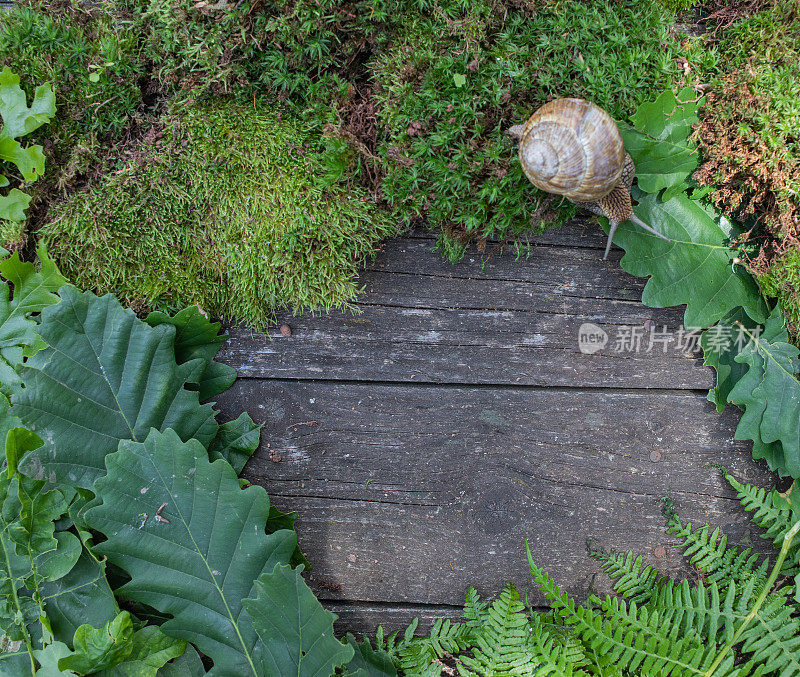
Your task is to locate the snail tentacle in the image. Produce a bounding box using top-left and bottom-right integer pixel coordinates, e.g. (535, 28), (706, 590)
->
(603, 222), (619, 260)
(603, 214), (670, 260)
(630, 214), (671, 242)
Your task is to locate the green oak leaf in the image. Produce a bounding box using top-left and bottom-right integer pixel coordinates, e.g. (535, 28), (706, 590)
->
(66, 489), (101, 552)
(0, 67), (56, 140)
(0, 67), (55, 224)
(265, 505), (310, 570)
(0, 392), (39, 477)
(0, 651), (34, 677)
(630, 88), (700, 145)
(208, 411), (261, 474)
(606, 191), (768, 329)
(0, 472), (71, 665)
(86, 429), (297, 676)
(154, 645), (205, 677)
(0, 392), (18, 437)
(0, 138), (45, 183)
(340, 634), (398, 677)
(4, 427), (42, 479)
(58, 611), (135, 674)
(0, 247), (66, 397)
(620, 87), (701, 195)
(0, 188), (31, 222)
(750, 438), (786, 476)
(35, 531), (81, 582)
(2, 473), (67, 565)
(701, 308), (762, 412)
(728, 307), (800, 478)
(32, 641), (76, 677)
(145, 306), (236, 401)
(55, 615), (185, 677)
(94, 625), (186, 676)
(38, 550), (118, 646)
(0, 523), (39, 644)
(242, 564), (354, 677)
(15, 287), (218, 489)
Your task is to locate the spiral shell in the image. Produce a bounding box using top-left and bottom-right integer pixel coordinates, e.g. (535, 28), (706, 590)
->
(518, 98), (625, 202)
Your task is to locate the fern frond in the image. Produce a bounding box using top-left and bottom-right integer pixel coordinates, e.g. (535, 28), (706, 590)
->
(463, 586), (488, 629)
(666, 514), (773, 590)
(374, 623), (399, 656)
(590, 548), (663, 604)
(459, 584), (542, 676)
(659, 579), (737, 647)
(582, 645), (625, 677)
(701, 518), (800, 677)
(393, 616), (475, 674)
(529, 549), (727, 676)
(724, 472), (800, 574)
(523, 615), (591, 676)
(646, 565), (798, 674)
(535, 623), (589, 668)
(737, 597), (800, 676)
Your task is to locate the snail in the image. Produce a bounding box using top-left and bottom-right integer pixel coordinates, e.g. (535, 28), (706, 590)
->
(507, 98), (669, 259)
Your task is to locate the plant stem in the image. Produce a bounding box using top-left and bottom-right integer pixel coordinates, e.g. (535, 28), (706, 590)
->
(0, 532), (36, 675)
(703, 517), (800, 676)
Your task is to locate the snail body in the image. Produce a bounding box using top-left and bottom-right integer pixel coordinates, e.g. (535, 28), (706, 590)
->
(509, 98), (669, 259)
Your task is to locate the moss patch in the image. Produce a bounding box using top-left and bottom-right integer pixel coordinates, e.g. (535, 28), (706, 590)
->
(756, 249), (800, 336)
(369, 0), (693, 260)
(0, 3), (145, 198)
(40, 100), (394, 327)
(691, 0), (800, 333)
(694, 0), (800, 237)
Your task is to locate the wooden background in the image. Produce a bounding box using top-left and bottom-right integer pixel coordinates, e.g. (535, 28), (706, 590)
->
(216, 224), (774, 635)
(0, 0), (776, 644)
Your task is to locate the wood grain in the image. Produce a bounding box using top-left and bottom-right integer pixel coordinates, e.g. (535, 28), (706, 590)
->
(221, 228), (710, 390)
(214, 223), (777, 634)
(217, 378), (773, 610)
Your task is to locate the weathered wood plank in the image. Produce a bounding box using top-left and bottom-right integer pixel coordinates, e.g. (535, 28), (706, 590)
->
(326, 602), (466, 636)
(401, 220), (610, 250)
(221, 226), (711, 389)
(219, 379), (773, 608)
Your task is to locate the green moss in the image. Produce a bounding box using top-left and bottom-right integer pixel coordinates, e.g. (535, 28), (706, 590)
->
(656, 0), (699, 11)
(114, 0), (388, 114)
(370, 0), (689, 260)
(691, 0), (800, 336)
(712, 0), (800, 166)
(0, 219), (26, 252)
(104, 0), (698, 261)
(694, 0), (800, 231)
(0, 4), (144, 183)
(756, 249), (800, 336)
(40, 100), (395, 327)
(118, 0), (249, 97)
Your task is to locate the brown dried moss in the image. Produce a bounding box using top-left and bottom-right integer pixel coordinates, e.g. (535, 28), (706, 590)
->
(693, 77), (799, 248)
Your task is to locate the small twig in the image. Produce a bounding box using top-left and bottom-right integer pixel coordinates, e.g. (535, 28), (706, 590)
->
(90, 97), (116, 112)
(287, 421), (318, 430)
(154, 502), (170, 524)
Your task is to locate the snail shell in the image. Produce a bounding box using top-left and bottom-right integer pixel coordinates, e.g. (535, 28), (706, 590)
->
(518, 98), (625, 203)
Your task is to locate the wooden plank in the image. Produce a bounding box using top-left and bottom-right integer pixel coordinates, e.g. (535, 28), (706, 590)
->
(401, 220), (611, 250)
(326, 602), (465, 636)
(219, 379), (774, 609)
(221, 226), (710, 389)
